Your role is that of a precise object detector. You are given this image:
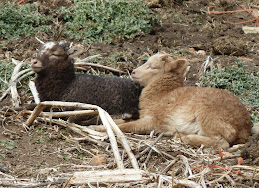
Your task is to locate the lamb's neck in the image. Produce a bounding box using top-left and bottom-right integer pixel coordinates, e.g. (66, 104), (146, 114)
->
(140, 74), (184, 104)
(35, 69), (75, 101)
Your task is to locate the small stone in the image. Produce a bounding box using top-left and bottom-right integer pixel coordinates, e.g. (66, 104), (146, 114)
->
(89, 155), (107, 166)
(197, 50), (206, 56)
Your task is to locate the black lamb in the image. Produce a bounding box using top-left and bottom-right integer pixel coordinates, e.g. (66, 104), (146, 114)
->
(30, 41), (142, 120)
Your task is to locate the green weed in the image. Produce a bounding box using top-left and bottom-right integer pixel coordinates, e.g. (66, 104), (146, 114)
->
(0, 60), (33, 93)
(0, 60), (15, 92)
(200, 59), (259, 123)
(0, 2), (52, 40)
(60, 0), (160, 43)
(0, 139), (15, 150)
(34, 161), (41, 167)
(36, 128), (49, 135)
(171, 48), (189, 56)
(173, 15), (182, 23)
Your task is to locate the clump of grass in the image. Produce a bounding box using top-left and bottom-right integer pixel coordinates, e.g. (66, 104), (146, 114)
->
(0, 60), (15, 92)
(0, 2), (52, 40)
(200, 59), (259, 123)
(171, 48), (189, 56)
(0, 60), (33, 94)
(60, 0), (160, 43)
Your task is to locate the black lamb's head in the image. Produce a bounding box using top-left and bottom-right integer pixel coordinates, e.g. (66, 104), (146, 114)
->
(31, 41), (72, 74)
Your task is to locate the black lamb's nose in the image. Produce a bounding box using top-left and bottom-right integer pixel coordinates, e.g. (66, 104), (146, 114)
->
(31, 59), (37, 65)
(132, 71), (135, 74)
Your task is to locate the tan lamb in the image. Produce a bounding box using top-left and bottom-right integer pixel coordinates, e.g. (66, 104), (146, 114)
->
(95, 53), (252, 149)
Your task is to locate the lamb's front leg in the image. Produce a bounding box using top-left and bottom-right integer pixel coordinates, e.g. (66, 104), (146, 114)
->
(117, 116), (156, 134)
(91, 116), (157, 134)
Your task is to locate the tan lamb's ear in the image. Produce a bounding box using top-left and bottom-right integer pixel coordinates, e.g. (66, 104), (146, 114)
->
(164, 59), (188, 73)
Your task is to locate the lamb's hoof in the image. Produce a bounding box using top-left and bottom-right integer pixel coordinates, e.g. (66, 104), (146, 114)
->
(89, 125), (106, 132)
(122, 113), (132, 120)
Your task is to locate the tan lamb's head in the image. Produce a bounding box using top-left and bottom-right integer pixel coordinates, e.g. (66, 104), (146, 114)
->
(131, 53), (188, 86)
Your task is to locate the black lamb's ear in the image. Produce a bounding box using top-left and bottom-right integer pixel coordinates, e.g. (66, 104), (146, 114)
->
(58, 41), (71, 51)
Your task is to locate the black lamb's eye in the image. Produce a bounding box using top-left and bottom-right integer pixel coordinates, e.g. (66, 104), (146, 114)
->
(150, 66), (158, 69)
(50, 53), (62, 57)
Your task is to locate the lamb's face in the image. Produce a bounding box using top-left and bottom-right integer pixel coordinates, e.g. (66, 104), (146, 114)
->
(131, 53), (188, 87)
(31, 42), (70, 73)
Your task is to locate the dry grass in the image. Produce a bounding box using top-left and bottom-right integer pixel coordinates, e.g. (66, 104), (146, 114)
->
(0, 104), (258, 187)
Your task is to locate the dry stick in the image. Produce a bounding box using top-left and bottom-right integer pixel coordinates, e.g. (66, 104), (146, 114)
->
(175, 179), (202, 188)
(25, 101), (99, 126)
(34, 116), (107, 147)
(189, 167), (210, 187)
(143, 149), (153, 168)
(157, 175), (163, 187)
(208, 171), (233, 186)
(68, 125), (106, 147)
(0, 69), (34, 102)
(144, 143), (168, 161)
(78, 54), (102, 62)
(97, 107), (124, 169)
(20, 109), (98, 118)
(35, 36), (45, 44)
(28, 81), (40, 104)
(75, 62), (125, 74)
(105, 111), (139, 170)
(19, 179), (68, 188)
(188, 167), (211, 180)
(69, 169), (150, 185)
(160, 151), (175, 160)
(10, 61), (25, 107)
(41, 110), (98, 118)
(159, 175), (202, 188)
(61, 120), (106, 137)
(171, 171), (175, 188)
(138, 132), (164, 159)
(0, 171), (14, 179)
(123, 132), (166, 168)
(22, 110), (107, 139)
(180, 155), (193, 177)
(0, 178), (67, 188)
(231, 165), (259, 171)
(225, 174), (236, 187)
(161, 156), (180, 174)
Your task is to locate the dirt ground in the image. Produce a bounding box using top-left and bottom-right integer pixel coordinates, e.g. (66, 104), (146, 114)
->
(0, 0), (259, 187)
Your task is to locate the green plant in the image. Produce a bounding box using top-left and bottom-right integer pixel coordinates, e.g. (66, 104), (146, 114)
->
(0, 60), (14, 92)
(36, 128), (49, 135)
(173, 14), (182, 23)
(0, 139), (15, 150)
(34, 161), (41, 167)
(37, 138), (43, 143)
(200, 60), (259, 123)
(171, 48), (189, 56)
(0, 2), (52, 40)
(63, 156), (71, 161)
(77, 153), (84, 158)
(0, 154), (6, 158)
(0, 60), (34, 94)
(191, 15), (203, 25)
(60, 0), (160, 43)
(251, 112), (259, 123)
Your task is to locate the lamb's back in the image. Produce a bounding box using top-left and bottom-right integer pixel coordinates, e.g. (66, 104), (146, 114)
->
(63, 74), (142, 115)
